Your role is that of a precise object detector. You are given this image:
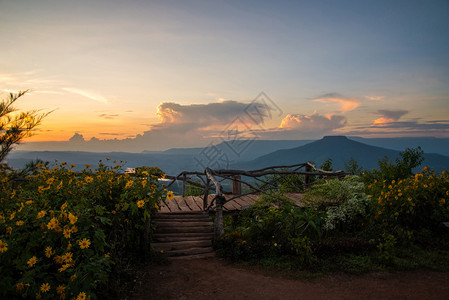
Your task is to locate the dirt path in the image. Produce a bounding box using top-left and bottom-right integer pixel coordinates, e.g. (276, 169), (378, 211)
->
(134, 257), (449, 299)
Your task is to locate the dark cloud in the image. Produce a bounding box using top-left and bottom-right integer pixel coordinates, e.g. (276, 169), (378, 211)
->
(376, 109), (409, 121)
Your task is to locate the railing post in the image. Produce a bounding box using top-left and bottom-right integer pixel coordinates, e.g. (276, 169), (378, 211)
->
(304, 164), (312, 188)
(203, 178), (210, 211)
(182, 173), (186, 197)
(214, 195), (224, 239)
(231, 175), (241, 195)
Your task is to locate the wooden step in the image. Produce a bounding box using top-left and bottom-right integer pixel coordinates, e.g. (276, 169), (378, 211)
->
(155, 225), (213, 234)
(168, 252), (216, 260)
(163, 246), (214, 257)
(153, 240), (212, 251)
(155, 221), (213, 227)
(153, 233), (214, 242)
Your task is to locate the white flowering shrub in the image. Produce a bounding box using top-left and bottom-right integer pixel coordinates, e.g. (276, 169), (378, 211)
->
(304, 176), (371, 231)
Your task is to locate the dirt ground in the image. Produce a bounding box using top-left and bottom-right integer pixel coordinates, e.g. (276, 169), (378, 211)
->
(135, 257), (449, 300)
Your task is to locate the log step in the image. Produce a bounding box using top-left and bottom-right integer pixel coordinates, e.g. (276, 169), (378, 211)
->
(152, 212), (215, 259)
(153, 240), (212, 252)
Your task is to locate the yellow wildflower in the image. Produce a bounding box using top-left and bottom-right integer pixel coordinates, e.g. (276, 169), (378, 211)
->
(40, 283), (50, 293)
(62, 252), (73, 263)
(46, 178), (55, 185)
(84, 164), (91, 168)
(154, 203), (159, 210)
(10, 211), (15, 220)
(78, 238), (91, 249)
(63, 227), (71, 239)
(167, 191), (174, 200)
(45, 246), (53, 258)
(25, 200), (33, 205)
(16, 282), (24, 291)
(16, 220), (24, 226)
(61, 202), (68, 210)
(47, 218), (59, 230)
(76, 292), (86, 300)
(84, 176), (94, 183)
(58, 264), (71, 272)
(111, 210), (116, 214)
(137, 200), (145, 208)
(37, 211), (46, 219)
(6, 226), (12, 235)
(70, 274), (77, 281)
(125, 180), (134, 188)
(56, 181), (63, 190)
(27, 256), (37, 267)
(0, 239), (8, 253)
(68, 213), (78, 225)
(56, 285), (65, 295)
(70, 164), (76, 168)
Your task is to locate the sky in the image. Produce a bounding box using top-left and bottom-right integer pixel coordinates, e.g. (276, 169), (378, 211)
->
(1, 0), (449, 151)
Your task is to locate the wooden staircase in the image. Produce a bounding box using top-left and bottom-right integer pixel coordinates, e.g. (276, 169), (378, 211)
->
(152, 212), (215, 260)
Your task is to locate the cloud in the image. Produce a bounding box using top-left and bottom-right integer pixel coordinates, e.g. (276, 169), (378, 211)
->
(279, 113), (346, 131)
(98, 113), (119, 119)
(313, 93), (361, 113)
(365, 96), (384, 101)
(62, 87), (108, 103)
(373, 109), (409, 125)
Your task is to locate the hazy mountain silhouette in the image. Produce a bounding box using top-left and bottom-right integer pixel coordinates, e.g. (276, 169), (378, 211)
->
(237, 136), (449, 172)
(7, 136), (449, 174)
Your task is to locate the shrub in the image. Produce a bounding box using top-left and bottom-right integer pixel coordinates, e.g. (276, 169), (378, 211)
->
(303, 176), (372, 231)
(0, 161), (168, 299)
(368, 167), (449, 231)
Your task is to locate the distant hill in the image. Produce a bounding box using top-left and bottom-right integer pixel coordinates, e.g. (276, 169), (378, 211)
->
(7, 136), (449, 174)
(238, 136), (449, 172)
(349, 137), (449, 157)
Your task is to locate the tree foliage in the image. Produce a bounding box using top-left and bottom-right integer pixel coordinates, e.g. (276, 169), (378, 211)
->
(0, 91), (50, 163)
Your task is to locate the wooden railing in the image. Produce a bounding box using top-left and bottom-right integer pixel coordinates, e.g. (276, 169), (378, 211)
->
(164, 162), (348, 238)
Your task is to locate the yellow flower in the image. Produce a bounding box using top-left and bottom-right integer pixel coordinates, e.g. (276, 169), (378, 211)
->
(67, 242), (72, 250)
(61, 202), (68, 210)
(10, 211), (16, 220)
(45, 246), (53, 258)
(68, 213), (78, 225)
(125, 180), (134, 188)
(70, 164), (76, 168)
(78, 238), (91, 249)
(16, 220), (24, 226)
(47, 218), (59, 230)
(167, 191), (174, 200)
(46, 178), (55, 185)
(56, 181), (63, 190)
(142, 171), (149, 176)
(25, 200), (33, 205)
(36, 294), (41, 299)
(154, 203), (159, 210)
(40, 283), (50, 293)
(137, 200), (145, 208)
(76, 292), (86, 300)
(0, 239), (8, 253)
(111, 210), (116, 214)
(56, 285), (65, 295)
(70, 274), (77, 281)
(274, 243), (278, 247)
(84, 176), (94, 183)
(63, 228), (71, 239)
(62, 252), (73, 263)
(58, 264), (71, 272)
(84, 164), (91, 168)
(37, 211), (47, 219)
(27, 256), (37, 267)
(6, 227), (12, 235)
(16, 282), (24, 291)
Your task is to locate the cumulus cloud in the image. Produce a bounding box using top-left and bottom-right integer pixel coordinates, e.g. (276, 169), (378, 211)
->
(280, 113), (346, 131)
(155, 101), (261, 127)
(373, 109), (409, 125)
(313, 93), (361, 113)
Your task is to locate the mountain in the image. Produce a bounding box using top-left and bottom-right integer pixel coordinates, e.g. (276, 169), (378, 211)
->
(238, 136), (449, 172)
(349, 137), (449, 157)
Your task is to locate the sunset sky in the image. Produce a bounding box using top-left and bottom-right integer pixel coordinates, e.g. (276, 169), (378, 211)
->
(1, 0), (449, 151)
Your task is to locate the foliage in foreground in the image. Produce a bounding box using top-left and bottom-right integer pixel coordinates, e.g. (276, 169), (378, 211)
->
(216, 148), (449, 274)
(0, 161), (168, 299)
